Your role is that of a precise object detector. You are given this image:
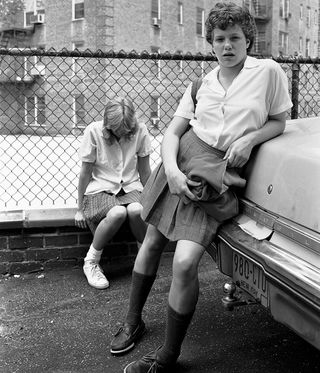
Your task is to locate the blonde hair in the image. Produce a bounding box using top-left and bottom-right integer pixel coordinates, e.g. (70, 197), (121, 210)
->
(103, 97), (138, 144)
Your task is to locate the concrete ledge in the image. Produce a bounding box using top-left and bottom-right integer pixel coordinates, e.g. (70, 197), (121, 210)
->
(0, 207), (77, 229)
(0, 206), (176, 274)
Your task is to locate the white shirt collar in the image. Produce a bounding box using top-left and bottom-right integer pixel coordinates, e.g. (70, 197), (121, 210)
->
(204, 55), (259, 82)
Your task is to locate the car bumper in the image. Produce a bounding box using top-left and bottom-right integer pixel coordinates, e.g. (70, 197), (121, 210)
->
(215, 221), (320, 351)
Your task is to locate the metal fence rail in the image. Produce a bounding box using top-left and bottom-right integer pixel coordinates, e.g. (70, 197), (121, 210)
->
(0, 48), (319, 209)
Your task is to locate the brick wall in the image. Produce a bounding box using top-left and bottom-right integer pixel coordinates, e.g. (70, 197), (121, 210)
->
(0, 222), (142, 275)
(0, 205), (177, 276)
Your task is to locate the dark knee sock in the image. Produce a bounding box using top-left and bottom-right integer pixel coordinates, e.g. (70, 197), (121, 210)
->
(157, 304), (195, 364)
(125, 271), (156, 325)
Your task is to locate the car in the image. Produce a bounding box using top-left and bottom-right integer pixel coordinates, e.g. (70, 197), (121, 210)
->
(209, 116), (320, 351)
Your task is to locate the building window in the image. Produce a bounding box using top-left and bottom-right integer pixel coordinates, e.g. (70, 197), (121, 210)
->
(279, 0), (290, 19)
(150, 96), (160, 129)
(150, 96), (160, 118)
(314, 41), (317, 57)
(315, 10), (318, 25)
(279, 31), (288, 55)
(175, 50), (183, 71)
(151, 46), (161, 78)
(25, 11), (34, 27)
(25, 96), (46, 126)
(151, 0), (160, 19)
(73, 0), (84, 20)
(177, 2), (183, 25)
(306, 39), (310, 57)
(73, 94), (86, 127)
(24, 56), (36, 76)
(306, 7), (311, 27)
(72, 41), (84, 74)
(255, 31), (266, 55)
(300, 4), (303, 20)
(299, 37), (303, 54)
(196, 7), (204, 37)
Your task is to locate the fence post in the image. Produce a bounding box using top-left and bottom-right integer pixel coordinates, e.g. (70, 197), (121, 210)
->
(291, 61), (300, 119)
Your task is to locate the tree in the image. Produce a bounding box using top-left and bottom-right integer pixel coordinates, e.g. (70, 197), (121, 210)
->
(0, 0), (25, 25)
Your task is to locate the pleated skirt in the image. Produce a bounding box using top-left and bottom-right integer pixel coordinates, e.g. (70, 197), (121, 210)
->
(141, 129), (238, 247)
(83, 189), (141, 233)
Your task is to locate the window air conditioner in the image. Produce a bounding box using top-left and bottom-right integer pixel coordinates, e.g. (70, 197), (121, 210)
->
(30, 13), (45, 24)
(151, 117), (160, 127)
(152, 17), (161, 27)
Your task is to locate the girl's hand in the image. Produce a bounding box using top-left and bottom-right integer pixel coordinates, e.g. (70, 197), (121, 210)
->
(223, 136), (253, 168)
(75, 210), (87, 229)
(166, 167), (201, 201)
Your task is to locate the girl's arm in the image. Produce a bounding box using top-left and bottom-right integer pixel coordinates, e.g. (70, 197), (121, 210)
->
(75, 161), (94, 229)
(224, 111), (286, 168)
(137, 155), (151, 186)
(161, 116), (200, 200)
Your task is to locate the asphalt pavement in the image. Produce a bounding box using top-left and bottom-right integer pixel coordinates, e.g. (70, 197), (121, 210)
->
(1, 252), (319, 373)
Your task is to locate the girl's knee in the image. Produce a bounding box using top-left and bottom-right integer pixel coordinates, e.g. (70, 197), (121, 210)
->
(127, 202), (142, 219)
(173, 253), (198, 282)
(135, 227), (166, 260)
(107, 205), (127, 223)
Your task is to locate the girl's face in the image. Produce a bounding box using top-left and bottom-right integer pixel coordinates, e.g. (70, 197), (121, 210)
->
(212, 24), (250, 69)
(110, 125), (127, 140)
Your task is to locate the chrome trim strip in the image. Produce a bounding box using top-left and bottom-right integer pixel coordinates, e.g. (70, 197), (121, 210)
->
(239, 199), (320, 253)
(240, 200), (276, 229)
(218, 235), (320, 313)
(274, 220), (320, 254)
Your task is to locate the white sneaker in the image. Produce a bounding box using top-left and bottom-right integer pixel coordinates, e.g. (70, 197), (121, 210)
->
(83, 261), (109, 289)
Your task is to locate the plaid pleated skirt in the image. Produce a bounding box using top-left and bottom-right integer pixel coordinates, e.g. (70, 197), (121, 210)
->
(141, 129), (239, 248)
(83, 189), (141, 233)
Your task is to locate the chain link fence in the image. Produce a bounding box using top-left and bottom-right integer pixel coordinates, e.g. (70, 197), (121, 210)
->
(1, 48), (319, 210)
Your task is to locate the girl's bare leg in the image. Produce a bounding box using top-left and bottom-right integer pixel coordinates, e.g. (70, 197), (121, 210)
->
(126, 202), (147, 244)
(84, 206), (127, 289)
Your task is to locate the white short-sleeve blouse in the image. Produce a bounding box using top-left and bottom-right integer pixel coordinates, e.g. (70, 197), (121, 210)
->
(79, 121), (152, 195)
(174, 56), (293, 151)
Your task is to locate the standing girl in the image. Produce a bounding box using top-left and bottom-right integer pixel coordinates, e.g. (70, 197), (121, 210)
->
(112, 3), (292, 372)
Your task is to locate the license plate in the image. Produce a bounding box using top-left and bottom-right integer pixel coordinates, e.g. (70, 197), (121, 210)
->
(233, 252), (268, 307)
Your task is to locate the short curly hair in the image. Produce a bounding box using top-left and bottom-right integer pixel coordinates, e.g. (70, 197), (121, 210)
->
(205, 2), (257, 52)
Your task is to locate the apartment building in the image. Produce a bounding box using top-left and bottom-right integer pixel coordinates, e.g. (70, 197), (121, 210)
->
(1, 0), (318, 56)
(0, 0), (319, 136)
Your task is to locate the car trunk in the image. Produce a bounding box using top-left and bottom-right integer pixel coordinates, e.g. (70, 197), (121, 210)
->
(216, 117), (320, 350)
(243, 116), (320, 236)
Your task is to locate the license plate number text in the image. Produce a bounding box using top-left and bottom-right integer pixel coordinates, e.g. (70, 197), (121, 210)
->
(233, 252), (268, 306)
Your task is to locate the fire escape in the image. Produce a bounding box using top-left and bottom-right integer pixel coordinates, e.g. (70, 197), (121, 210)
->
(0, 15), (45, 84)
(243, 0), (270, 55)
